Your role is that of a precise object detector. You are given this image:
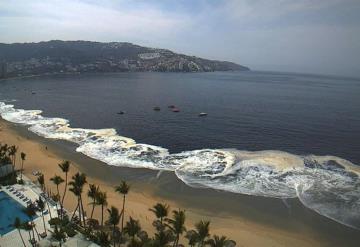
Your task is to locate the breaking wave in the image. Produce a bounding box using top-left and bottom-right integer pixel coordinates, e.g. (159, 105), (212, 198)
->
(1, 101), (359, 229)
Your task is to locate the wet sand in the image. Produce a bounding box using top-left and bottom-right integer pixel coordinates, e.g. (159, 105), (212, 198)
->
(1, 118), (359, 247)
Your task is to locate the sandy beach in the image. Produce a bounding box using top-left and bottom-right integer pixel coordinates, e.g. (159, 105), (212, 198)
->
(1, 118), (359, 247)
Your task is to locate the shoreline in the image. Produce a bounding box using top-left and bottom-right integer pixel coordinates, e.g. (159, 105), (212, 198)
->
(0, 69), (251, 82)
(1, 118), (359, 247)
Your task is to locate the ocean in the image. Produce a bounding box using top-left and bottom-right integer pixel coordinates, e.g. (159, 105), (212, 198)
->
(0, 71), (359, 229)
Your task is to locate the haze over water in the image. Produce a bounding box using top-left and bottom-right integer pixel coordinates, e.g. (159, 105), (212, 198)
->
(1, 71), (360, 229)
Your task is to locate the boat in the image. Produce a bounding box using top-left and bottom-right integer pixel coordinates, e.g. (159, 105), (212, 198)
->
(172, 108), (180, 112)
(117, 111), (125, 115)
(199, 112), (208, 117)
(153, 107), (161, 111)
(168, 105), (176, 109)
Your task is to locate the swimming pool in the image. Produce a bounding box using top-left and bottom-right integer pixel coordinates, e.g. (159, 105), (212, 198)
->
(0, 191), (34, 235)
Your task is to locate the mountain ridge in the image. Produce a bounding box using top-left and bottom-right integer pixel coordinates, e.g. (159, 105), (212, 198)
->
(0, 40), (249, 78)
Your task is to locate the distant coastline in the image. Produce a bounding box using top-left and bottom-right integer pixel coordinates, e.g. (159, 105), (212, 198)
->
(0, 40), (250, 79)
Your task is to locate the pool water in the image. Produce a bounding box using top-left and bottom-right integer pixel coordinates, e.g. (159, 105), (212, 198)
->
(0, 191), (34, 235)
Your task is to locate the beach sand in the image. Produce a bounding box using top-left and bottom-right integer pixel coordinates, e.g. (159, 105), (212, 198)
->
(1, 118), (359, 247)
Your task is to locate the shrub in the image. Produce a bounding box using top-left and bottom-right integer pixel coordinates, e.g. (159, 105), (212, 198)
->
(64, 226), (77, 237)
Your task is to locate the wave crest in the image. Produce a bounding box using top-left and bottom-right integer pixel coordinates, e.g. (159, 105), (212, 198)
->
(1, 101), (359, 229)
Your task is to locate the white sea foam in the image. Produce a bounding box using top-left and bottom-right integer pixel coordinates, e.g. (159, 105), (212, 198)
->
(1, 101), (359, 229)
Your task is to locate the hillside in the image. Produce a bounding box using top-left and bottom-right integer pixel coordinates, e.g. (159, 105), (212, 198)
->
(0, 40), (249, 78)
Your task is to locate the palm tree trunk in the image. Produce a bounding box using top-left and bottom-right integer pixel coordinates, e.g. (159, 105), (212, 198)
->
(18, 229), (26, 247)
(79, 194), (86, 226)
(45, 199), (53, 219)
(101, 204), (104, 227)
(12, 155), (15, 168)
(12, 155), (16, 180)
(27, 230), (32, 246)
(30, 221), (36, 241)
(42, 212), (47, 234)
(113, 224), (116, 247)
(121, 195), (126, 231)
(34, 224), (40, 241)
(57, 184), (64, 220)
(173, 235), (179, 247)
(77, 198), (82, 226)
(71, 202), (80, 222)
(90, 198), (96, 219)
(20, 160), (24, 180)
(61, 173), (68, 207)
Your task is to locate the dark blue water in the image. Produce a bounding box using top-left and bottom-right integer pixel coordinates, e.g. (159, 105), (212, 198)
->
(0, 192), (34, 235)
(1, 71), (360, 163)
(1, 71), (360, 229)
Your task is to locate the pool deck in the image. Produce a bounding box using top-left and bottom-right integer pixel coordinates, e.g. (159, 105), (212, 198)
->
(0, 173), (100, 247)
(0, 175), (58, 247)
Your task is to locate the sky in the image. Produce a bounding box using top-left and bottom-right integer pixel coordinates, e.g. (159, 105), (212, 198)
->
(0, 0), (360, 76)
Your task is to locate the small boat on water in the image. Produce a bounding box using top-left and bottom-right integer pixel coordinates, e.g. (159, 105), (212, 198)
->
(172, 108), (180, 112)
(153, 107), (161, 111)
(117, 111), (125, 115)
(199, 112), (208, 117)
(168, 105), (176, 109)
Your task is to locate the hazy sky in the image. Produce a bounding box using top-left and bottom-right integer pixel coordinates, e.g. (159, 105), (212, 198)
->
(1, 0), (360, 76)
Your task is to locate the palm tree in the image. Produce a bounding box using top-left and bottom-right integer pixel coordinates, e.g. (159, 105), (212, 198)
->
(20, 152), (26, 181)
(153, 229), (174, 247)
(8, 145), (17, 168)
(37, 174), (45, 191)
(96, 231), (111, 247)
(149, 203), (169, 226)
(107, 206), (122, 247)
(96, 191), (108, 227)
(69, 183), (82, 224)
(22, 222), (33, 246)
(128, 238), (145, 247)
(50, 175), (64, 200)
(24, 204), (38, 242)
(58, 160), (70, 206)
(185, 230), (199, 247)
(165, 209), (186, 247)
(13, 217), (26, 247)
(52, 225), (66, 247)
(115, 181), (130, 231)
(88, 183), (99, 219)
(195, 221), (210, 247)
(36, 197), (47, 235)
(124, 217), (141, 242)
(206, 235), (236, 247)
(50, 175), (64, 215)
(69, 172), (87, 226)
